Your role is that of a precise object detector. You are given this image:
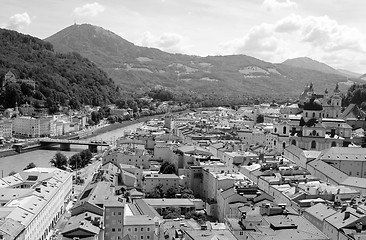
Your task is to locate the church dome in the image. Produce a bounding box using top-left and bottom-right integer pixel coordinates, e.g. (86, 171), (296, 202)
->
(303, 98), (323, 111)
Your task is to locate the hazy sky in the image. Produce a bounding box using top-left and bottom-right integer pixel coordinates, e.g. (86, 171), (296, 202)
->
(1, 0), (365, 73)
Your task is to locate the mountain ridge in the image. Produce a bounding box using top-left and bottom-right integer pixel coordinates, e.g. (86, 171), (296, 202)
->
(45, 24), (355, 101)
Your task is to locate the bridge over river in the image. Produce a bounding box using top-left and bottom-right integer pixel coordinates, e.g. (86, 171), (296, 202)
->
(38, 138), (110, 152)
(12, 139), (111, 153)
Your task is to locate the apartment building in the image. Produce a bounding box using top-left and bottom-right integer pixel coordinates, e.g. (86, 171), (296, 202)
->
(0, 119), (12, 138)
(0, 168), (73, 240)
(142, 174), (180, 194)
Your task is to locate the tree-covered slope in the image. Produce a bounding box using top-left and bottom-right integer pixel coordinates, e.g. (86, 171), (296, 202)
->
(0, 28), (119, 109)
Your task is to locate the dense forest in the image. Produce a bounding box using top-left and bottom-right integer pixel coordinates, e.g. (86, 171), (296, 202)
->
(0, 28), (119, 110)
(343, 84), (366, 109)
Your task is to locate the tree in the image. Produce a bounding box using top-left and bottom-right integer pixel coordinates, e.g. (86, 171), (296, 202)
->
(180, 188), (195, 199)
(107, 115), (117, 124)
(159, 161), (177, 174)
(8, 170), (17, 176)
(24, 162), (36, 170)
(50, 152), (68, 170)
(166, 187), (177, 198)
(163, 207), (181, 219)
(149, 184), (164, 198)
(3, 83), (23, 108)
(91, 111), (102, 125)
(69, 153), (82, 170)
(80, 149), (92, 166)
(362, 135), (366, 148)
(185, 211), (207, 224)
(256, 114), (264, 124)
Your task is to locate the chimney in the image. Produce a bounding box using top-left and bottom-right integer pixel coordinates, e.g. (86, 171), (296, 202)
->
(330, 129), (335, 138)
(341, 204), (347, 212)
(356, 222), (363, 233)
(344, 211), (350, 220)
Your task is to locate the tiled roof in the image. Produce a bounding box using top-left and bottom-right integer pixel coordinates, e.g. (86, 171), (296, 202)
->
(304, 203), (336, 221)
(133, 199), (161, 218)
(307, 159), (348, 184)
(320, 147), (366, 162)
(125, 215), (155, 226)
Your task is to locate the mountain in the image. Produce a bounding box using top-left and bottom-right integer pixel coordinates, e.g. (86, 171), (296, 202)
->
(360, 73), (366, 81)
(337, 69), (362, 78)
(281, 57), (348, 76)
(0, 28), (118, 109)
(45, 24), (354, 102)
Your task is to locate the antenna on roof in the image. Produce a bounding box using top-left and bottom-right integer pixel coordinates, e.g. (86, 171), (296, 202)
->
(74, 19), (77, 25)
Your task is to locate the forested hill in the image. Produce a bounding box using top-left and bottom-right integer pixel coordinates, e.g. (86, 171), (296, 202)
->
(0, 28), (119, 109)
(343, 84), (366, 108)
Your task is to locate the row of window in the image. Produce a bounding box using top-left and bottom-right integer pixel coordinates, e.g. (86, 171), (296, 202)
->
(127, 227), (151, 232)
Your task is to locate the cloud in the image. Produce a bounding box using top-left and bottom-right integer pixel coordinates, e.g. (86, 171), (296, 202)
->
(6, 12), (31, 31)
(220, 14), (366, 72)
(139, 32), (186, 53)
(262, 0), (297, 11)
(74, 2), (105, 17)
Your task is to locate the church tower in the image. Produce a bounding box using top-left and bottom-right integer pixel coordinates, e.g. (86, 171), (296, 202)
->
(330, 83), (342, 118)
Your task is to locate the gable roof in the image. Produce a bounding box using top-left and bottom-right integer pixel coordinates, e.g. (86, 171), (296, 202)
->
(341, 104), (365, 120)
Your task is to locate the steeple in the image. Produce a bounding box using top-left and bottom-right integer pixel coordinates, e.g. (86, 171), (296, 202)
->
(334, 83), (340, 93)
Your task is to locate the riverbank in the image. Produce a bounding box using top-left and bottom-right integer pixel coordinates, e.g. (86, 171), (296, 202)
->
(0, 149), (18, 158)
(85, 114), (165, 139)
(0, 114), (164, 159)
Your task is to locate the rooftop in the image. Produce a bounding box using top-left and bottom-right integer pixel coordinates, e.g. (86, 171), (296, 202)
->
(320, 147), (366, 162)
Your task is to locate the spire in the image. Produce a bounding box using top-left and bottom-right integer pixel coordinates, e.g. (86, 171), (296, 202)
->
(334, 83), (340, 92)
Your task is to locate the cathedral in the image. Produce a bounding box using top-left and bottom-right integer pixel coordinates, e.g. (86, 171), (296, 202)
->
(288, 83), (352, 151)
(267, 83), (352, 154)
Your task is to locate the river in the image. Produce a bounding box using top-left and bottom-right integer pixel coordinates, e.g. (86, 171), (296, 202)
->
(0, 122), (144, 177)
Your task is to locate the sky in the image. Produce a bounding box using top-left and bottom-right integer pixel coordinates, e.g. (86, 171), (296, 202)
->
(1, 0), (366, 73)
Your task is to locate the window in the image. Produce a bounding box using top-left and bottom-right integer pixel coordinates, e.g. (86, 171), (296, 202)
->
(283, 126), (286, 134)
(331, 142), (336, 147)
(135, 228), (138, 232)
(141, 228), (144, 231)
(147, 236), (150, 239)
(128, 228), (131, 232)
(118, 228), (121, 232)
(311, 141), (316, 149)
(312, 112), (315, 118)
(306, 112), (308, 117)
(112, 228), (116, 232)
(147, 228), (150, 231)
(291, 140), (296, 146)
(282, 142), (286, 149)
(240, 232), (243, 236)
(141, 236), (144, 240)
(118, 212), (122, 215)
